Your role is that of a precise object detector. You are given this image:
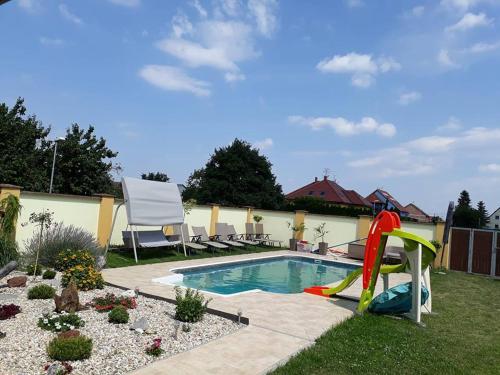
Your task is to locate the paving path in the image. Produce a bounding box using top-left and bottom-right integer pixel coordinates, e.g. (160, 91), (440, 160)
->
(103, 251), (410, 375)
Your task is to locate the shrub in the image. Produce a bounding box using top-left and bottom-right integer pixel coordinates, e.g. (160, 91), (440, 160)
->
(26, 263), (43, 276)
(23, 223), (101, 268)
(108, 305), (129, 324)
(42, 269), (56, 279)
(38, 312), (84, 332)
(47, 335), (93, 361)
(0, 304), (21, 320)
(174, 287), (211, 323)
(145, 338), (164, 357)
(27, 284), (55, 299)
(61, 265), (104, 291)
(0, 235), (19, 268)
(55, 249), (95, 272)
(92, 293), (137, 312)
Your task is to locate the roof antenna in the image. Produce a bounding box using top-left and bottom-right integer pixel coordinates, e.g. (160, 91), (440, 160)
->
(323, 168), (330, 179)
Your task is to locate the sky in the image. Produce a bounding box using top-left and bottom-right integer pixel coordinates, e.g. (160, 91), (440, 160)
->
(1, 0), (500, 217)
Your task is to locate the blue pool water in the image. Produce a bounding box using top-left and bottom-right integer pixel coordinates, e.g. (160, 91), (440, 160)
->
(173, 256), (358, 295)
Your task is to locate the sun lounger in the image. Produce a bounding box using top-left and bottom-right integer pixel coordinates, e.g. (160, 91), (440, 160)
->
(191, 226), (229, 250)
(215, 223), (245, 247)
(172, 224), (207, 254)
(255, 223), (283, 247)
(245, 223), (269, 245)
(122, 230), (180, 249)
(226, 224), (259, 246)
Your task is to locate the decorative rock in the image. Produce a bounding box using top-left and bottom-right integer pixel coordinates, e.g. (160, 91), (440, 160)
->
(0, 331), (5, 339)
(7, 276), (27, 288)
(54, 281), (85, 313)
(0, 261), (18, 279)
(131, 317), (149, 332)
(121, 289), (137, 298)
(58, 329), (80, 340)
(46, 363), (65, 375)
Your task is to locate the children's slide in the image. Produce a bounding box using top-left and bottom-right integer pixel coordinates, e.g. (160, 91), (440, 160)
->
(304, 211), (436, 317)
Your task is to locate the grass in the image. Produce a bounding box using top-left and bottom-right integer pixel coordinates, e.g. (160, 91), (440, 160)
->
(272, 271), (500, 375)
(105, 244), (283, 268)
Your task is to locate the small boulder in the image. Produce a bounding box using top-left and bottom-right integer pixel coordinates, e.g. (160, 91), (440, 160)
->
(54, 281), (85, 313)
(0, 331), (6, 339)
(58, 329), (80, 340)
(130, 317), (149, 332)
(121, 289), (137, 298)
(7, 276), (27, 288)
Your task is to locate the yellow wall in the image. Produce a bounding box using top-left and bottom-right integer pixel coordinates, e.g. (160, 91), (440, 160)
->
(218, 206), (248, 235)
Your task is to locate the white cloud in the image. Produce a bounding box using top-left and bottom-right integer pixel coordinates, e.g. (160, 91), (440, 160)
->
(289, 116), (396, 137)
(463, 40), (500, 53)
(440, 0), (482, 12)
(248, 0), (278, 38)
(139, 65), (211, 97)
(346, 0), (364, 8)
(317, 52), (401, 88)
(406, 136), (456, 152)
(445, 12), (493, 32)
(18, 0), (40, 12)
(107, 0), (141, 7)
(437, 117), (462, 131)
(171, 12), (194, 38)
(39, 37), (64, 47)
(479, 163), (500, 172)
(59, 4), (83, 25)
(253, 138), (273, 150)
(398, 91), (422, 105)
(190, 0), (208, 18)
(412, 5), (425, 17)
(437, 49), (459, 67)
(224, 72), (246, 82)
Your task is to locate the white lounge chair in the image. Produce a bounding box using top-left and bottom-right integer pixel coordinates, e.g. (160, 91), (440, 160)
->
(245, 223), (269, 245)
(225, 224), (259, 246)
(122, 230), (180, 249)
(172, 224), (207, 254)
(191, 226), (229, 251)
(215, 223), (245, 248)
(255, 223), (282, 247)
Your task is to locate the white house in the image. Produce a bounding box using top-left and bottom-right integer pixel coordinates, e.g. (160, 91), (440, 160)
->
(487, 207), (500, 230)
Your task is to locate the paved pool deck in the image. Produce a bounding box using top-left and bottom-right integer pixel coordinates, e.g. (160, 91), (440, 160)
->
(102, 250), (410, 375)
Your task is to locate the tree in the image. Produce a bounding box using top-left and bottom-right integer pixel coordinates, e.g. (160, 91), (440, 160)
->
(477, 201), (489, 228)
(0, 98), (51, 191)
(51, 124), (119, 195)
(183, 139), (284, 209)
(141, 172), (170, 182)
(457, 190), (471, 208)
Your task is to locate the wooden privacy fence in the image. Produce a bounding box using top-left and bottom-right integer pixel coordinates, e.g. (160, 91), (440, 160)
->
(449, 227), (499, 277)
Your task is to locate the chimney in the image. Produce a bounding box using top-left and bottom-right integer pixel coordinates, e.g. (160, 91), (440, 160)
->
(323, 176), (328, 181)
(314, 177), (318, 182)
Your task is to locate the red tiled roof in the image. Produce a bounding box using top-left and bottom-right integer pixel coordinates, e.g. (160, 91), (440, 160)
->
(285, 177), (370, 207)
(365, 189), (406, 211)
(404, 203), (430, 219)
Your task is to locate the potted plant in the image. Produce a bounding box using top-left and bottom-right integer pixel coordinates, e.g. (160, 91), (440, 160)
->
(253, 215), (263, 223)
(287, 221), (306, 251)
(313, 222), (329, 255)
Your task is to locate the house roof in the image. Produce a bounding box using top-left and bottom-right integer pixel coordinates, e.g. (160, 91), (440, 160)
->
(366, 189), (406, 212)
(488, 206), (500, 218)
(404, 203), (430, 219)
(285, 177), (370, 207)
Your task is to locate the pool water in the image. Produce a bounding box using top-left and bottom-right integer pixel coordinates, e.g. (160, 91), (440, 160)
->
(172, 256), (358, 295)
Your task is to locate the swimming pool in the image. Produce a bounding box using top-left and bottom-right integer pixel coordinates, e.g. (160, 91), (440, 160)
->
(155, 256), (358, 295)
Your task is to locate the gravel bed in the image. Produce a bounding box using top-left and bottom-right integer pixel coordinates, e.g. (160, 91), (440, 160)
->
(0, 272), (241, 375)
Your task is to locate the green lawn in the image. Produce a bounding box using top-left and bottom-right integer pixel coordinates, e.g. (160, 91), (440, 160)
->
(272, 271), (500, 375)
(105, 244), (282, 268)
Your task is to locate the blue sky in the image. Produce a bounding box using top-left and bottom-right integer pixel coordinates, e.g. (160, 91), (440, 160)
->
(1, 0), (500, 216)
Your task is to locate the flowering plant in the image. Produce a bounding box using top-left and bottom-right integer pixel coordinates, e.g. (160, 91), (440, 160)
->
(0, 304), (21, 320)
(38, 312), (84, 332)
(55, 250), (95, 272)
(92, 293), (137, 311)
(61, 265), (104, 291)
(145, 338), (164, 357)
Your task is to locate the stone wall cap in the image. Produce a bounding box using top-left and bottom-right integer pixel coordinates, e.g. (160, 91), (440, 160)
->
(93, 193), (115, 198)
(0, 184), (22, 189)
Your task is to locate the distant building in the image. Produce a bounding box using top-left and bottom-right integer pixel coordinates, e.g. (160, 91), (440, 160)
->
(404, 203), (432, 223)
(365, 189), (409, 217)
(487, 207), (500, 230)
(285, 176), (370, 208)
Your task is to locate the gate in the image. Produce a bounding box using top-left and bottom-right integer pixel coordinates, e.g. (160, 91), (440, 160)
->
(449, 227), (498, 277)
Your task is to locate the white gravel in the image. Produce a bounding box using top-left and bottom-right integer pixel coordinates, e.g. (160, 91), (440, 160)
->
(0, 272), (241, 375)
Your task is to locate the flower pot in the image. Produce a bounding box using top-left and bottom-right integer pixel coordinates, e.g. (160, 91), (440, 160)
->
(319, 242), (328, 255)
(289, 238), (297, 251)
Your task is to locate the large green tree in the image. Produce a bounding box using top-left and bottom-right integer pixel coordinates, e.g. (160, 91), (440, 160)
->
(141, 172), (170, 182)
(0, 98), (119, 196)
(453, 190), (480, 228)
(0, 98), (51, 191)
(476, 201), (489, 228)
(183, 139), (284, 209)
(50, 124), (118, 195)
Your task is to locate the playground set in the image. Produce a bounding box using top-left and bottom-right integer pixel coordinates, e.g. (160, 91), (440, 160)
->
(305, 210), (437, 324)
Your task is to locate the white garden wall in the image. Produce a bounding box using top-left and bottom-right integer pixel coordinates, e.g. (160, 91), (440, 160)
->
(252, 209), (295, 244)
(303, 214), (358, 250)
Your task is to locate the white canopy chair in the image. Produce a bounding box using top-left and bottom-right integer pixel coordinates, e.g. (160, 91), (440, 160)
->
(104, 177), (187, 262)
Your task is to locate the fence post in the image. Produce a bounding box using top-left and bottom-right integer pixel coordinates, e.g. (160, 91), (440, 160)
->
(0, 184), (22, 240)
(294, 210), (307, 240)
(94, 193), (115, 248)
(209, 204), (220, 237)
(357, 215), (371, 245)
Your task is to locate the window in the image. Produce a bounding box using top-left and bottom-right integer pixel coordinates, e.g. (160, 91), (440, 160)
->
(308, 191), (314, 195)
(496, 224), (499, 229)
(496, 215), (499, 220)
(320, 192), (325, 196)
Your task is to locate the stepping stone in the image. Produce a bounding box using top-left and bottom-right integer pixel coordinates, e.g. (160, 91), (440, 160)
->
(131, 317), (149, 332)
